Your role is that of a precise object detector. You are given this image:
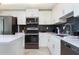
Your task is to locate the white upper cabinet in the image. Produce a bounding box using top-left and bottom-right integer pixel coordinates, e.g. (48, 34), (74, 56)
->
(52, 4), (66, 24)
(39, 11), (52, 25)
(63, 4), (74, 16)
(17, 15), (26, 25)
(73, 3), (79, 17)
(52, 4), (74, 24)
(26, 9), (39, 17)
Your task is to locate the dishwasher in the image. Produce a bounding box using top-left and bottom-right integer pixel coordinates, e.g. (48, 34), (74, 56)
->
(61, 40), (79, 55)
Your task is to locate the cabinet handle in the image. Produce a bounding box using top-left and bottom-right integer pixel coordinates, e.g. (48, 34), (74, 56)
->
(65, 43), (71, 48)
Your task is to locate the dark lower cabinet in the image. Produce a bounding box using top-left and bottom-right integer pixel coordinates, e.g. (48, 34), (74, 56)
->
(61, 40), (78, 55)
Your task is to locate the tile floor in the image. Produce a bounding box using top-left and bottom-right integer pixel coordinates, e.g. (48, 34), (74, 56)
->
(24, 47), (50, 55)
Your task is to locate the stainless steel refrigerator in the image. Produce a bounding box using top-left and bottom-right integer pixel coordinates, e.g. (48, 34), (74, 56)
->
(0, 16), (17, 35)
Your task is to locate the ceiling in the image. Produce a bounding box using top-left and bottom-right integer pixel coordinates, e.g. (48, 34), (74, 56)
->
(0, 3), (56, 10)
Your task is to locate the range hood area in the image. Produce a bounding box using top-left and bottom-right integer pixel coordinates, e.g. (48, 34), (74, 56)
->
(55, 11), (74, 24)
(60, 11), (74, 20)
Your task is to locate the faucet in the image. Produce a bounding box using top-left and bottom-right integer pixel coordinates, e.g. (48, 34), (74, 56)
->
(63, 23), (72, 35)
(57, 27), (60, 34)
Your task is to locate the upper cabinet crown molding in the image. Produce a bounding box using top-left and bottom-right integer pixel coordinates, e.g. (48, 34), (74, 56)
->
(26, 9), (39, 17)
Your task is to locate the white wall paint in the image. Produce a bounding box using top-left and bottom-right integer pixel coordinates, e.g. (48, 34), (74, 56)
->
(0, 11), (26, 25)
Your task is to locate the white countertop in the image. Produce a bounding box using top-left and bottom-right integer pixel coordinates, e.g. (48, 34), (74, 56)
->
(42, 32), (79, 48)
(40, 32), (79, 47)
(2, 32), (78, 48)
(62, 36), (79, 48)
(48, 32), (79, 48)
(0, 33), (25, 43)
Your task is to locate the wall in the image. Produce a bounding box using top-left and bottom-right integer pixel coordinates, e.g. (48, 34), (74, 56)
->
(0, 10), (26, 25)
(73, 17), (79, 32)
(66, 17), (79, 33)
(39, 25), (57, 32)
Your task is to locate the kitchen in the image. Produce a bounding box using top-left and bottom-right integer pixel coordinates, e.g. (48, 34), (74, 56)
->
(0, 3), (79, 55)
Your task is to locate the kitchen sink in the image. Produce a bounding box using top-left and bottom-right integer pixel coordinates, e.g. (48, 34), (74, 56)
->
(57, 34), (68, 37)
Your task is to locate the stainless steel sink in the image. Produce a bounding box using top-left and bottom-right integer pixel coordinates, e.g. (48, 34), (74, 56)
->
(57, 34), (68, 37)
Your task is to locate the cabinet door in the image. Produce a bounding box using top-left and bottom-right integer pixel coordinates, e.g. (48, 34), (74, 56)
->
(14, 11), (26, 25)
(39, 11), (52, 25)
(39, 11), (46, 24)
(50, 36), (61, 55)
(45, 11), (52, 24)
(39, 33), (49, 47)
(18, 16), (26, 25)
(49, 35), (56, 54)
(26, 9), (39, 17)
(52, 4), (65, 24)
(48, 34), (51, 47)
(54, 36), (61, 55)
(63, 4), (73, 15)
(48, 35), (54, 54)
(48, 38), (51, 49)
